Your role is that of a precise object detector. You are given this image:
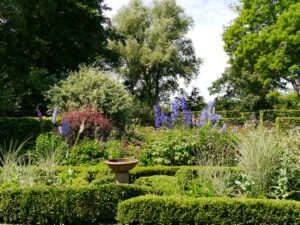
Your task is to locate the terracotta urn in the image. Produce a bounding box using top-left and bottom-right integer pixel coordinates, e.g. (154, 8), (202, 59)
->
(105, 158), (139, 184)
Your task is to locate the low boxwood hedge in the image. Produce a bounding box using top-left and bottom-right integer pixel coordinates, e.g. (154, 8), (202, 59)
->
(260, 110), (300, 125)
(275, 117), (300, 131)
(129, 165), (243, 183)
(0, 184), (150, 224)
(117, 195), (300, 225)
(54, 165), (242, 185)
(220, 117), (246, 125)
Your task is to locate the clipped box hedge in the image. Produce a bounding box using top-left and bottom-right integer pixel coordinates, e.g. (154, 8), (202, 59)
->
(220, 117), (246, 125)
(241, 111), (256, 120)
(216, 110), (241, 118)
(260, 110), (300, 125)
(129, 165), (243, 183)
(0, 184), (150, 224)
(117, 195), (300, 225)
(54, 165), (242, 184)
(0, 117), (60, 144)
(275, 117), (300, 131)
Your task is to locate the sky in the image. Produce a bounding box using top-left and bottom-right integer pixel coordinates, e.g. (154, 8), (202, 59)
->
(104, 0), (239, 102)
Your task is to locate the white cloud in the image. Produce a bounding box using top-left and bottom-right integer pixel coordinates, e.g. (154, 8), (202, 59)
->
(104, 0), (238, 102)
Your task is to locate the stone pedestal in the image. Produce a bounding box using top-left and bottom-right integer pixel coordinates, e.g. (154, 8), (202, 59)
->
(105, 158), (139, 184)
(115, 172), (129, 184)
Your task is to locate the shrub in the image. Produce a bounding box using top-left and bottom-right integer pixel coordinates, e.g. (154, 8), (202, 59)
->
(129, 165), (242, 183)
(241, 112), (256, 120)
(140, 127), (238, 166)
(220, 117), (246, 125)
(67, 139), (107, 166)
(117, 195), (300, 225)
(275, 117), (300, 131)
(216, 110), (241, 118)
(0, 117), (56, 145)
(134, 175), (181, 195)
(0, 184), (150, 224)
(45, 66), (133, 127)
(61, 107), (113, 145)
(259, 109), (300, 125)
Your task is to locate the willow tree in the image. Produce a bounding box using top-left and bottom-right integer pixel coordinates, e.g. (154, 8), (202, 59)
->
(109, 0), (201, 106)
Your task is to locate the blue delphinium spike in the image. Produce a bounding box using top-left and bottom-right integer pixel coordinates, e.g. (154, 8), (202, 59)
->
(219, 123), (227, 133)
(155, 105), (160, 128)
(181, 97), (187, 110)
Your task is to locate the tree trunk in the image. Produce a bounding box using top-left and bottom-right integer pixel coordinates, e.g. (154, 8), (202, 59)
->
(291, 79), (300, 97)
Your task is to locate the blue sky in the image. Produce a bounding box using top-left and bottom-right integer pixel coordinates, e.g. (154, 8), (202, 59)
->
(104, 0), (238, 102)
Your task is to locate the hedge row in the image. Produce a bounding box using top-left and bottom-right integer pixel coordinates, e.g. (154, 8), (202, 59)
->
(129, 165), (243, 183)
(54, 165), (242, 184)
(260, 110), (300, 125)
(216, 110), (241, 118)
(117, 195), (300, 225)
(0, 117), (60, 145)
(0, 184), (150, 224)
(220, 117), (246, 125)
(275, 117), (300, 131)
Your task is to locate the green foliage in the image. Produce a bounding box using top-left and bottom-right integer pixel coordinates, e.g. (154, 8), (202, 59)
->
(276, 117), (300, 131)
(67, 139), (107, 166)
(45, 66), (133, 127)
(139, 127), (237, 166)
(211, 1), (300, 110)
(266, 90), (300, 110)
(35, 133), (68, 161)
(110, 0), (201, 105)
(0, 117), (57, 145)
(220, 117), (246, 125)
(129, 165), (242, 184)
(241, 112), (256, 120)
(0, 0), (114, 116)
(259, 109), (300, 125)
(216, 110), (241, 118)
(134, 175), (181, 195)
(0, 184), (150, 224)
(117, 195), (300, 225)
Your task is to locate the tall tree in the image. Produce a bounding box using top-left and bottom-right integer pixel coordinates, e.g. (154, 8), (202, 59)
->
(109, 0), (201, 106)
(210, 0), (299, 110)
(0, 0), (114, 116)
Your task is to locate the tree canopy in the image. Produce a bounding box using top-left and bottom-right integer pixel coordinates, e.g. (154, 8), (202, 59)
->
(109, 0), (201, 106)
(210, 0), (300, 110)
(0, 0), (114, 116)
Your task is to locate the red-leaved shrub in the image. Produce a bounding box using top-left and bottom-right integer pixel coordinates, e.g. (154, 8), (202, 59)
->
(61, 107), (113, 145)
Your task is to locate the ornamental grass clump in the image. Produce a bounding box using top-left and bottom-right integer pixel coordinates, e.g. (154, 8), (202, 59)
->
(236, 128), (300, 199)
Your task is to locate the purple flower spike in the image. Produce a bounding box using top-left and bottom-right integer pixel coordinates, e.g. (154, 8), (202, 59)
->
(200, 109), (206, 124)
(37, 110), (43, 121)
(168, 119), (173, 129)
(212, 123), (218, 130)
(196, 120), (202, 127)
(161, 112), (167, 125)
(181, 97), (187, 110)
(232, 129), (237, 133)
(171, 99), (180, 121)
(154, 105), (160, 128)
(61, 119), (70, 136)
(208, 100), (214, 111)
(219, 123), (227, 133)
(52, 107), (57, 124)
